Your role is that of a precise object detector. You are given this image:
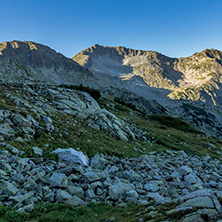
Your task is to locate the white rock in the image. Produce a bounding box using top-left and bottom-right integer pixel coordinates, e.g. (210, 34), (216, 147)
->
(32, 147), (43, 156)
(52, 148), (89, 166)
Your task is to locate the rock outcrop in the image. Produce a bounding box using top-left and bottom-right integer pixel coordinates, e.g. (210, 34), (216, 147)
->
(73, 45), (222, 106)
(0, 40), (95, 85)
(0, 83), (146, 142)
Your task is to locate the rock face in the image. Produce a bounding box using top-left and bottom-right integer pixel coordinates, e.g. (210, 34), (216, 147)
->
(1, 149), (222, 221)
(1, 41), (222, 221)
(0, 41), (95, 85)
(0, 83), (146, 142)
(73, 44), (222, 137)
(1, 41), (222, 137)
(73, 44), (222, 106)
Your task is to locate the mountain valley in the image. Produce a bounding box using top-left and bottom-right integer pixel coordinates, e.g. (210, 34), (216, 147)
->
(0, 41), (222, 221)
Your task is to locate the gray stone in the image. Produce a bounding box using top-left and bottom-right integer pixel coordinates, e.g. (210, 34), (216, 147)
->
(42, 116), (53, 124)
(181, 213), (204, 222)
(104, 216), (117, 222)
(108, 166), (119, 175)
(52, 148), (89, 166)
(84, 171), (105, 182)
(180, 189), (211, 201)
(10, 191), (34, 203)
(147, 193), (167, 204)
(32, 147), (43, 156)
(48, 173), (68, 187)
(178, 166), (193, 176)
(144, 181), (159, 192)
(184, 173), (202, 184)
(167, 206), (193, 216)
(90, 154), (107, 170)
(123, 169), (142, 181)
(64, 196), (85, 207)
(66, 186), (84, 198)
(17, 204), (34, 213)
(56, 190), (72, 202)
(179, 196), (214, 209)
(85, 189), (96, 199)
(197, 208), (218, 218)
(0, 123), (15, 138)
(108, 183), (134, 200)
(125, 190), (139, 204)
(1, 181), (18, 195)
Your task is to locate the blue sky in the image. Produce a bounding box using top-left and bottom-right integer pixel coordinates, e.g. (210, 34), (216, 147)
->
(1, 0), (222, 58)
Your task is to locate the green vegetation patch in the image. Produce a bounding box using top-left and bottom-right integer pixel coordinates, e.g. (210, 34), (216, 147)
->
(114, 97), (137, 111)
(0, 202), (155, 222)
(148, 114), (202, 134)
(111, 105), (222, 158)
(60, 84), (101, 101)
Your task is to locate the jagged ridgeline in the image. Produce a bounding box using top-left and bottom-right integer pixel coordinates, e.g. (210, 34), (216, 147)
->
(73, 44), (222, 106)
(0, 40), (95, 85)
(1, 40), (222, 106)
(1, 40), (222, 137)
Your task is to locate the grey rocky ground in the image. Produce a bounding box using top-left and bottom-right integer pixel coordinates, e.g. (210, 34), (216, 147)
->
(1, 41), (222, 221)
(1, 148), (222, 221)
(0, 83), (222, 221)
(0, 83), (146, 143)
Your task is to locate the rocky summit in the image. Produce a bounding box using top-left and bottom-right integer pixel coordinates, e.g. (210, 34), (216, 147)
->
(0, 41), (95, 85)
(73, 45), (222, 106)
(0, 41), (222, 222)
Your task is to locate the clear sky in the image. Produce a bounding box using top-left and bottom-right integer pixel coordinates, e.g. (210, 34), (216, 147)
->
(1, 0), (222, 58)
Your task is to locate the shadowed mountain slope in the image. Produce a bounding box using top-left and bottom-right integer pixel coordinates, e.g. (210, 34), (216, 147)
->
(73, 45), (222, 106)
(0, 40), (95, 85)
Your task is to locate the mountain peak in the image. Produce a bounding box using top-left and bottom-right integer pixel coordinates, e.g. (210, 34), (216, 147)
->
(0, 40), (95, 85)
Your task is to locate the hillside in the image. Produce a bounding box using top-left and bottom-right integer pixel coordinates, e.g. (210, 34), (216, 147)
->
(0, 83), (222, 222)
(73, 45), (222, 106)
(1, 41), (222, 221)
(0, 40), (95, 85)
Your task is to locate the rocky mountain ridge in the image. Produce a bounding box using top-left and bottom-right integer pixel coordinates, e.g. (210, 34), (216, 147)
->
(73, 44), (222, 106)
(0, 40), (95, 85)
(1, 41), (222, 137)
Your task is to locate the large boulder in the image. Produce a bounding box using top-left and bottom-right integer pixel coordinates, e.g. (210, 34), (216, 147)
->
(48, 173), (68, 187)
(108, 182), (135, 201)
(52, 148), (89, 166)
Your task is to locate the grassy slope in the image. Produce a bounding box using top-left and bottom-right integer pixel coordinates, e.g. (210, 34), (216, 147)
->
(2, 97), (221, 160)
(0, 201), (174, 222)
(100, 98), (222, 158)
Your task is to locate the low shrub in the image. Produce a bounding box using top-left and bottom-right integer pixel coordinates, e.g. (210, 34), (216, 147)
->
(60, 84), (101, 101)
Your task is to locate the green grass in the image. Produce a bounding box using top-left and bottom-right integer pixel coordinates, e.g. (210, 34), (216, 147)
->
(0, 85), (221, 160)
(1, 86), (222, 222)
(148, 114), (202, 134)
(109, 102), (222, 158)
(2, 96), (221, 160)
(4, 100), (221, 160)
(7, 112), (157, 159)
(114, 97), (137, 111)
(0, 202), (157, 222)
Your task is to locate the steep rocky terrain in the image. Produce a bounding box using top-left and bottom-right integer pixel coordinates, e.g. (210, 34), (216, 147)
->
(0, 41), (95, 85)
(73, 45), (222, 106)
(73, 44), (222, 138)
(0, 83), (221, 221)
(1, 41), (222, 221)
